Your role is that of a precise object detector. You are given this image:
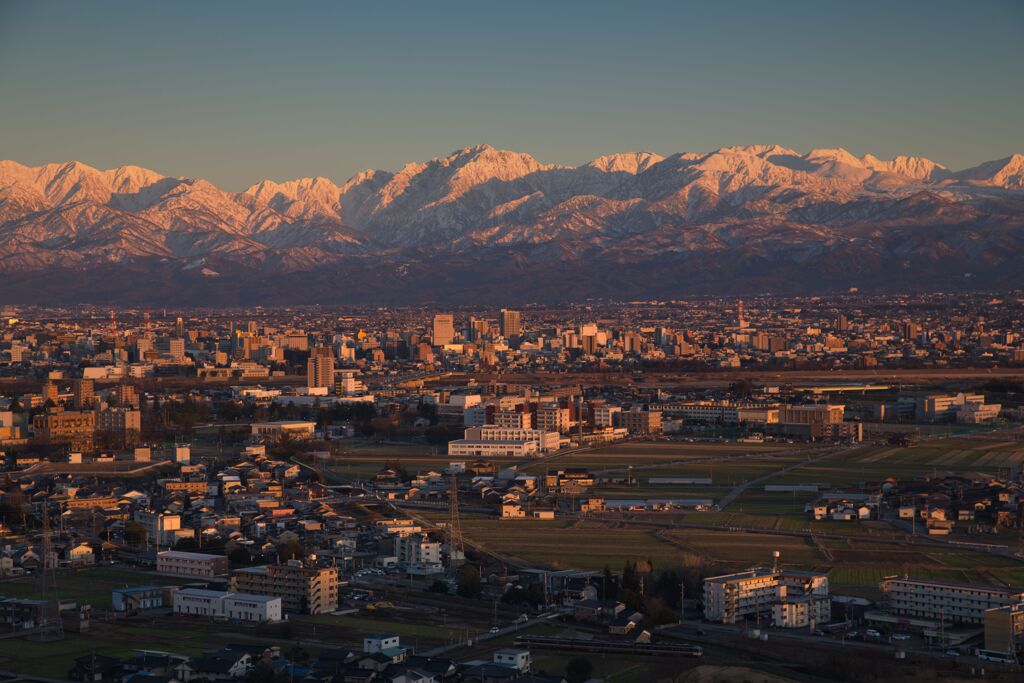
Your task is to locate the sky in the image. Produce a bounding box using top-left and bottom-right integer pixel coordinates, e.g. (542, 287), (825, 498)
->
(1, 0), (1022, 190)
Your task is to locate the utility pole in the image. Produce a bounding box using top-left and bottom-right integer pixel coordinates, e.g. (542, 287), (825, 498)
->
(680, 577), (685, 623)
(446, 474), (464, 569)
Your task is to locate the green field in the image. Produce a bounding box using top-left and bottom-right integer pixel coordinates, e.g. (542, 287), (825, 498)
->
(0, 620), (278, 678)
(0, 566), (187, 608)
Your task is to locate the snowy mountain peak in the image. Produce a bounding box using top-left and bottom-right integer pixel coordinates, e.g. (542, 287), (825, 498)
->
(2, 144), (1024, 302)
(956, 153), (1024, 188)
(587, 151), (665, 174)
(806, 148), (864, 167)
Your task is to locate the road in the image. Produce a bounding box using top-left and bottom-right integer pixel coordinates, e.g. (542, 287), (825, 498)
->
(421, 611), (563, 657)
(716, 444), (851, 510)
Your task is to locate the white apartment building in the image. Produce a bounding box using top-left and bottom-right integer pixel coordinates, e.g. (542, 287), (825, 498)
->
(448, 439), (537, 458)
(335, 370), (368, 396)
(593, 404), (621, 428)
(156, 550), (228, 578)
(704, 567), (830, 627)
(465, 425), (560, 452)
(536, 404), (570, 433)
(172, 587), (281, 622)
(881, 576), (1024, 625)
(436, 394), (482, 422)
(394, 533), (443, 575)
(913, 393), (1000, 423)
(133, 510), (184, 546)
(494, 410), (532, 429)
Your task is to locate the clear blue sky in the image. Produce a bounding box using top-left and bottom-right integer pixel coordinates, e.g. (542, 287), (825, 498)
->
(1, 0), (1022, 189)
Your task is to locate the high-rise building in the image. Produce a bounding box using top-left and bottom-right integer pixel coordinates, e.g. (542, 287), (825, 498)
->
(433, 314), (455, 346)
(175, 316), (185, 338)
(306, 349), (335, 389)
(500, 309), (522, 339)
(469, 317), (490, 342)
(73, 378), (94, 410)
(169, 337), (186, 361)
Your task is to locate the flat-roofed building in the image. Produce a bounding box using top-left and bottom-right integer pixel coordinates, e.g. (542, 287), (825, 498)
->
(156, 550), (228, 578)
(394, 533), (443, 575)
(536, 404), (570, 433)
(620, 407), (663, 435)
(251, 420), (316, 441)
(432, 314), (455, 346)
(95, 407), (142, 440)
(494, 410), (532, 429)
(172, 587), (281, 622)
(464, 425), (559, 452)
(984, 603), (1024, 658)
(881, 576), (1024, 625)
(704, 567), (830, 627)
(32, 408), (95, 451)
(447, 439), (537, 458)
(231, 560), (338, 615)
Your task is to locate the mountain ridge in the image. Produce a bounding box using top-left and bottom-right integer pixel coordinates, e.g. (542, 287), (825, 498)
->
(1, 144), (1023, 304)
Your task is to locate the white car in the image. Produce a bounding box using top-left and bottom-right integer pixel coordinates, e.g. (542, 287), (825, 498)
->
(892, 633), (911, 641)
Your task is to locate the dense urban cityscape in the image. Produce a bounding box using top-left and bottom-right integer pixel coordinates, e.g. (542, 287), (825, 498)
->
(4, 1), (1023, 681)
(0, 294), (1018, 681)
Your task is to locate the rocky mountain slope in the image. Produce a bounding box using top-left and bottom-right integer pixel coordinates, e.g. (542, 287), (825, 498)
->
(1, 145), (1023, 304)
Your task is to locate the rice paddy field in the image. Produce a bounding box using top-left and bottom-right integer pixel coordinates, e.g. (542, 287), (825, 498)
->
(434, 434), (1024, 598)
(771, 438), (1024, 486)
(450, 513), (1024, 599)
(0, 566), (188, 608)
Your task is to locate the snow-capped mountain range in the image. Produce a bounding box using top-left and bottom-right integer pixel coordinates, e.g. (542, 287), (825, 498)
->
(1, 144), (1023, 304)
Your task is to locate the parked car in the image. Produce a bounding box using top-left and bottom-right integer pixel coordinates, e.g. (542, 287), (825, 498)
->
(945, 649), (960, 657)
(892, 633), (911, 641)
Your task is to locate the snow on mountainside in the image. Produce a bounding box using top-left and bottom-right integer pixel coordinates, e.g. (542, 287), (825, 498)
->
(1, 144), (1024, 303)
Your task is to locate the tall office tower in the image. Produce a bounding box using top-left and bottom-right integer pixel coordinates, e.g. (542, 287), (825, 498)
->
(306, 348), (335, 389)
(433, 314), (455, 346)
(737, 300), (747, 329)
(175, 316), (185, 338)
(73, 378), (95, 410)
(500, 309), (522, 339)
(169, 337), (186, 361)
(469, 317), (490, 342)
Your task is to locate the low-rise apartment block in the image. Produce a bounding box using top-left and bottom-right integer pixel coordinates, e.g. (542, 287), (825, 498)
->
(156, 550), (228, 578)
(880, 576), (1024, 625)
(704, 567), (830, 627)
(231, 560), (339, 615)
(172, 587), (281, 622)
